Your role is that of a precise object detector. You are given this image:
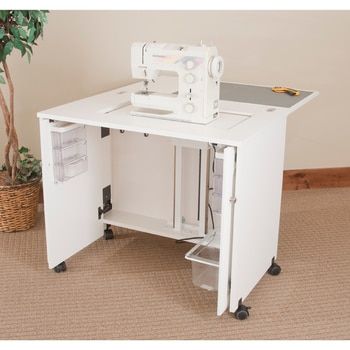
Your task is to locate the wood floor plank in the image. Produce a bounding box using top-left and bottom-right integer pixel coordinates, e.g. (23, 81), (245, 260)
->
(283, 167), (350, 190)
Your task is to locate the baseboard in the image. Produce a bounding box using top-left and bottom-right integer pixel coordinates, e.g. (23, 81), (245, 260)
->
(283, 167), (350, 190)
(39, 186), (44, 203)
(38, 167), (350, 203)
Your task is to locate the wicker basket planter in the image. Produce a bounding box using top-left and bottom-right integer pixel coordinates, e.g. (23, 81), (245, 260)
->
(0, 172), (41, 233)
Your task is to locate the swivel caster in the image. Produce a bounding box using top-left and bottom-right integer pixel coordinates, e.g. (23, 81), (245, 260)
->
(104, 228), (114, 240)
(53, 261), (67, 273)
(267, 258), (281, 276)
(234, 299), (251, 320)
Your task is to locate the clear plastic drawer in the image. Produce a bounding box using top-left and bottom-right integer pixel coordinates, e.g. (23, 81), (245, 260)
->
(213, 175), (223, 194)
(53, 140), (87, 164)
(51, 122), (88, 182)
(185, 243), (219, 291)
(62, 156), (88, 180)
(211, 192), (222, 213)
(213, 158), (223, 174)
(51, 122), (86, 149)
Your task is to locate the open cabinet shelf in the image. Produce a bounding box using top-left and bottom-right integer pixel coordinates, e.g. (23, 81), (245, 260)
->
(103, 209), (209, 241)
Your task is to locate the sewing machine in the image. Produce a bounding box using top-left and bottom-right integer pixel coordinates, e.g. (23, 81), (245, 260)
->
(130, 42), (224, 124)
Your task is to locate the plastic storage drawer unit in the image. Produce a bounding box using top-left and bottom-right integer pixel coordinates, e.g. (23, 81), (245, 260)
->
(185, 243), (219, 291)
(50, 122), (88, 182)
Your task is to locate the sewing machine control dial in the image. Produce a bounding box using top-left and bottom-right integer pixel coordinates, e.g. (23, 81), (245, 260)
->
(185, 60), (195, 70)
(184, 103), (195, 113)
(185, 73), (196, 84)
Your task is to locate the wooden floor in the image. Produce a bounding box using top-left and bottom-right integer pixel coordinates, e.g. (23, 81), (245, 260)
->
(283, 167), (350, 190)
(0, 187), (349, 339)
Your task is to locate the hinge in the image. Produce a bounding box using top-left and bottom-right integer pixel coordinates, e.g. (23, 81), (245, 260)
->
(98, 185), (112, 219)
(101, 127), (110, 138)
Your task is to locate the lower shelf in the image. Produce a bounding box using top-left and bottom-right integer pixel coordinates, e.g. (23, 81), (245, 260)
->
(103, 210), (207, 241)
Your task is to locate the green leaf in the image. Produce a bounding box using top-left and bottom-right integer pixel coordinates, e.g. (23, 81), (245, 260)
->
(0, 75), (5, 84)
(19, 146), (29, 154)
(37, 11), (44, 22)
(35, 22), (42, 40)
(15, 146), (42, 183)
(24, 44), (33, 54)
(3, 41), (14, 56)
(29, 11), (38, 20)
(13, 38), (26, 56)
(14, 11), (24, 25)
(0, 28), (5, 40)
(0, 10), (9, 22)
(10, 27), (20, 39)
(28, 27), (36, 43)
(18, 27), (27, 39)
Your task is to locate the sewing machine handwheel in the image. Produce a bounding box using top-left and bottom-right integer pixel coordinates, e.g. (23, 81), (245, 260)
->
(104, 228), (114, 240)
(209, 55), (224, 79)
(53, 261), (67, 273)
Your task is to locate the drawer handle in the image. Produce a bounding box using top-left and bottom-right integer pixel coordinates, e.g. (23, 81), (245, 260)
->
(185, 243), (219, 268)
(62, 155), (87, 167)
(51, 122), (84, 133)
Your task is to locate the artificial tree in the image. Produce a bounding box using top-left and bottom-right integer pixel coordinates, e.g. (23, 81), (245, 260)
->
(0, 10), (48, 185)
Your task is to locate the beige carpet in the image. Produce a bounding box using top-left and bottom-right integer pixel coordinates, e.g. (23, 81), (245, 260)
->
(0, 187), (349, 340)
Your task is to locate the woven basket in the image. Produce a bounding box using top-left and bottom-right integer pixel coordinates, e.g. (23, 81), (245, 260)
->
(0, 172), (41, 233)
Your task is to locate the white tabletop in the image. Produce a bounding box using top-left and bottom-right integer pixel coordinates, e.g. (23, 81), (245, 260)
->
(38, 78), (317, 147)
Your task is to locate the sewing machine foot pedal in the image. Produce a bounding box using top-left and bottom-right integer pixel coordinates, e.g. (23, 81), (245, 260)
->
(53, 261), (67, 273)
(233, 299), (251, 320)
(104, 227), (114, 240)
(267, 258), (281, 276)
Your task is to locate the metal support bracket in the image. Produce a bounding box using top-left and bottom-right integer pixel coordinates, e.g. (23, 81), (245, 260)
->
(98, 185), (112, 219)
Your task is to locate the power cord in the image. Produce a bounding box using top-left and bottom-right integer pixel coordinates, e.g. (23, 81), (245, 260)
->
(208, 203), (215, 229)
(176, 236), (205, 243)
(211, 143), (217, 173)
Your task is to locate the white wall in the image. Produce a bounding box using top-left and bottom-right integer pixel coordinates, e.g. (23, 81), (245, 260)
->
(1, 11), (349, 169)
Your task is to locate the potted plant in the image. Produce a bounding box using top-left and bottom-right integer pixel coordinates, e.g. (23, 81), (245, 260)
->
(0, 10), (48, 232)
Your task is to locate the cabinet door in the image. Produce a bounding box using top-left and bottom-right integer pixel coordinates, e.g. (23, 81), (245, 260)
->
(217, 146), (236, 315)
(229, 117), (286, 313)
(39, 119), (111, 268)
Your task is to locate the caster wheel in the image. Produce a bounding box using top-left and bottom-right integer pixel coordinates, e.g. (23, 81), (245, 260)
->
(104, 228), (114, 240)
(267, 262), (281, 276)
(234, 304), (251, 320)
(53, 261), (66, 273)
